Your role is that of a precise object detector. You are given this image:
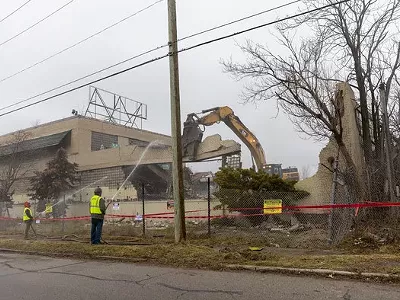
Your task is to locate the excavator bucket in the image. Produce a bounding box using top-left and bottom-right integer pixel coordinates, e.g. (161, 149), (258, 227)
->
(182, 114), (203, 161)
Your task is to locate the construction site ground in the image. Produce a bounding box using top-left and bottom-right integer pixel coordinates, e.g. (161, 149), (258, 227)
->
(0, 232), (399, 283)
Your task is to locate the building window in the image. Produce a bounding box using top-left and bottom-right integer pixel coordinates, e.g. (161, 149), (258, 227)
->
(129, 138), (149, 147)
(91, 132), (118, 151)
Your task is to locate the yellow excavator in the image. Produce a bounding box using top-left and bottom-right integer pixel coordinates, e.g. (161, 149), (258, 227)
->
(182, 106), (267, 171)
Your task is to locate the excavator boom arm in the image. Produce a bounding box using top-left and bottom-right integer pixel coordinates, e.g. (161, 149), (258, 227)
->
(186, 106), (267, 171)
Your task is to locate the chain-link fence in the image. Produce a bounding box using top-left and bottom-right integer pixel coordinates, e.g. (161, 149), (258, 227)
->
(332, 158), (400, 246)
(1, 175), (400, 248)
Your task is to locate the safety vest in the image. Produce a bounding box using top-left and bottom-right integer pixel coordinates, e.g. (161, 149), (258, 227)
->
(45, 204), (53, 213)
(90, 195), (102, 214)
(23, 208), (32, 221)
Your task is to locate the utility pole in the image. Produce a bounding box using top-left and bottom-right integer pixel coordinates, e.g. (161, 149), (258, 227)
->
(380, 83), (396, 204)
(167, 0), (186, 242)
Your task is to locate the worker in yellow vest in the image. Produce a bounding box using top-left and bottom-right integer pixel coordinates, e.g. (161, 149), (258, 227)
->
(45, 202), (53, 218)
(23, 201), (37, 239)
(89, 187), (107, 244)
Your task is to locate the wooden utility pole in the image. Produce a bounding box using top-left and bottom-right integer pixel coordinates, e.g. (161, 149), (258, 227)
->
(167, 0), (186, 242)
(380, 83), (395, 203)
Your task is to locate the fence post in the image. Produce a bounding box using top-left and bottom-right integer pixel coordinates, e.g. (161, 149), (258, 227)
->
(62, 195), (65, 234)
(328, 158), (338, 245)
(142, 183), (145, 236)
(207, 177), (211, 236)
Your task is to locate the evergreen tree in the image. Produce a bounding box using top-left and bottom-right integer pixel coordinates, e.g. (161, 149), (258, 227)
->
(214, 168), (309, 225)
(29, 148), (79, 217)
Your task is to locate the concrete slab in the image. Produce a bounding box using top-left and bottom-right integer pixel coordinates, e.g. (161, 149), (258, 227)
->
(78, 134), (241, 171)
(189, 134), (241, 162)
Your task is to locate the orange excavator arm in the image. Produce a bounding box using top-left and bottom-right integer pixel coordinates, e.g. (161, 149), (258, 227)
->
(182, 106), (267, 171)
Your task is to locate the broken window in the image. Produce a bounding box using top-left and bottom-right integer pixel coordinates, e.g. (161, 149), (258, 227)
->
(91, 132), (118, 151)
(128, 138), (149, 147)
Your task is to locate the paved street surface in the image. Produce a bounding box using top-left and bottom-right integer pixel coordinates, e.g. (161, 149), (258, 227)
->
(0, 252), (399, 300)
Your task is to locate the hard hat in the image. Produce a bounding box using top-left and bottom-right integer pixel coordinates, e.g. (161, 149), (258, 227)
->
(94, 186), (102, 196)
(24, 201), (30, 207)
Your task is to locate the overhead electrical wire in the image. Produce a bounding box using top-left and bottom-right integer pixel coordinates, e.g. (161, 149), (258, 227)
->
(0, 0), (297, 84)
(0, 46), (167, 112)
(0, 0), (33, 24)
(0, 0), (164, 84)
(0, 0), (349, 118)
(0, 0), (75, 48)
(0, 0), (304, 112)
(177, 0), (302, 44)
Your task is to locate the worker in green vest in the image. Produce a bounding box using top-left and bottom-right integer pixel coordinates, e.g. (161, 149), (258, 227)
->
(89, 187), (106, 244)
(23, 201), (37, 239)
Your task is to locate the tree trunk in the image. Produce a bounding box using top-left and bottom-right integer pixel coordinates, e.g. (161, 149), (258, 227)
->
(371, 98), (379, 157)
(357, 79), (373, 164)
(336, 139), (364, 202)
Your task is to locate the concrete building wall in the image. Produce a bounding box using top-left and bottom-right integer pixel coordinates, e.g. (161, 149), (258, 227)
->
(296, 83), (365, 211)
(0, 116), (172, 169)
(77, 166), (137, 202)
(0, 116), (171, 204)
(0, 148), (61, 203)
(0, 116), (170, 148)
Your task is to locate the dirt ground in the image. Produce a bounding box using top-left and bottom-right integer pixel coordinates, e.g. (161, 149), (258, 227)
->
(0, 228), (399, 279)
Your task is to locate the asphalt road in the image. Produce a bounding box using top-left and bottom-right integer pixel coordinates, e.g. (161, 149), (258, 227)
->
(0, 252), (399, 300)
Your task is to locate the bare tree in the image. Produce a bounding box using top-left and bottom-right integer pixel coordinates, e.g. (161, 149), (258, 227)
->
(30, 119), (41, 127)
(223, 37), (356, 172)
(287, 0), (400, 161)
(223, 0), (400, 200)
(0, 131), (31, 216)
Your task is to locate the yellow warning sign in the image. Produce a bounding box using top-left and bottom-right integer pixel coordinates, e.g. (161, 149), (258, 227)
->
(263, 199), (282, 215)
(45, 204), (53, 214)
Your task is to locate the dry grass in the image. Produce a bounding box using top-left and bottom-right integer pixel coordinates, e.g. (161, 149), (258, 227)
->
(1, 237), (400, 276)
(2, 220), (400, 277)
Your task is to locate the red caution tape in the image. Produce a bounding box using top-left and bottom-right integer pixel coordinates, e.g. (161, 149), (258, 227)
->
(1, 201), (398, 222)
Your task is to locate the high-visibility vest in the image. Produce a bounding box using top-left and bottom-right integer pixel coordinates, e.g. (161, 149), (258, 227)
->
(90, 195), (102, 214)
(45, 204), (53, 213)
(23, 208), (32, 221)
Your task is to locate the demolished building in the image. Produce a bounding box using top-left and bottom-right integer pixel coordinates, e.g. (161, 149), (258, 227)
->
(296, 82), (366, 211)
(0, 115), (241, 205)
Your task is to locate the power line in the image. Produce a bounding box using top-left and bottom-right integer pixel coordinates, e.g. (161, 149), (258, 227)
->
(0, 53), (170, 118)
(0, 0), (348, 116)
(0, 0), (33, 24)
(178, 0), (302, 43)
(0, 0), (164, 84)
(0, 0), (75, 48)
(0, 0), (304, 111)
(0, 0), (295, 84)
(0, 45), (167, 112)
(0, 0), (348, 118)
(176, 1), (345, 54)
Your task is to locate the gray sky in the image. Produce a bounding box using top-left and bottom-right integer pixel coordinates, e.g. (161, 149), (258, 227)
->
(0, 0), (323, 175)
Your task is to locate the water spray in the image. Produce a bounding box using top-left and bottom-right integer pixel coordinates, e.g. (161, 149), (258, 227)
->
(72, 176), (109, 196)
(37, 176), (109, 215)
(111, 140), (160, 201)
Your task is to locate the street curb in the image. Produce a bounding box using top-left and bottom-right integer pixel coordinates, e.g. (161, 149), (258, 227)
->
(226, 264), (400, 281)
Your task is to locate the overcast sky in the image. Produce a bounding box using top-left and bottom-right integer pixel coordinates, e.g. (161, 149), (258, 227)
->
(0, 0), (323, 176)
